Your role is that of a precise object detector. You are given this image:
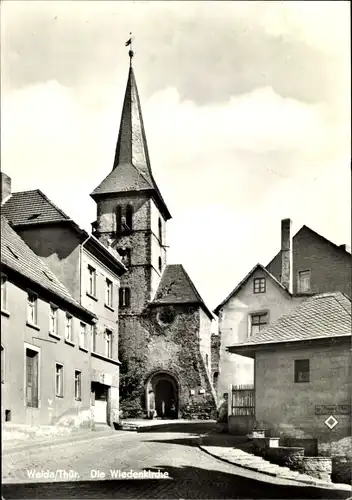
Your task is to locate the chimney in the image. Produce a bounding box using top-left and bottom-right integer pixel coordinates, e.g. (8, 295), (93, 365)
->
(1, 172), (12, 204)
(281, 218), (292, 293)
(339, 244), (346, 251)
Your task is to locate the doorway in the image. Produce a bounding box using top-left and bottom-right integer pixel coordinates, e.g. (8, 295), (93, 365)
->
(146, 371), (179, 419)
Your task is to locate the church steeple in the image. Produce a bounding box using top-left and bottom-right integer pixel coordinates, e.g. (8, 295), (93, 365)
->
(91, 53), (171, 221)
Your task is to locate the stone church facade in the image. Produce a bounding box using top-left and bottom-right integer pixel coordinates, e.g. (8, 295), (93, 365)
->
(91, 62), (217, 419)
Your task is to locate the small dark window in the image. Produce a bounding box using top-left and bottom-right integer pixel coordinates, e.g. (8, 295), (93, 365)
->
(294, 359), (310, 383)
(213, 372), (219, 388)
(119, 287), (130, 308)
(126, 204), (133, 231)
(253, 278), (266, 293)
(116, 206), (122, 234)
(158, 217), (162, 244)
(158, 256), (162, 272)
(158, 309), (175, 325)
(250, 312), (268, 335)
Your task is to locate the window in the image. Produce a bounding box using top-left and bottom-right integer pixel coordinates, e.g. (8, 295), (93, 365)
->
(250, 312), (268, 335)
(119, 287), (130, 308)
(253, 278), (266, 294)
(116, 205), (122, 234)
(294, 359), (310, 383)
(26, 348), (39, 407)
(74, 370), (81, 400)
(158, 217), (162, 244)
(79, 323), (87, 349)
(126, 204), (133, 231)
(298, 270), (311, 293)
(1, 274), (7, 310)
(213, 371), (219, 388)
(27, 293), (38, 325)
(65, 314), (73, 342)
(105, 279), (113, 308)
(105, 329), (112, 358)
(55, 363), (63, 397)
(205, 354), (209, 369)
(88, 266), (96, 297)
(1, 346), (4, 383)
(90, 325), (97, 352)
(158, 256), (162, 272)
(49, 305), (58, 335)
(117, 248), (131, 267)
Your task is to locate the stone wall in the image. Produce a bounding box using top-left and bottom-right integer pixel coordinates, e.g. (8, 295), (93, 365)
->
(118, 305), (217, 419)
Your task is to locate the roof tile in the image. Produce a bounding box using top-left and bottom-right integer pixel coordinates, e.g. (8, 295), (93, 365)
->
(1, 215), (92, 316)
(2, 190), (71, 226)
(234, 292), (351, 347)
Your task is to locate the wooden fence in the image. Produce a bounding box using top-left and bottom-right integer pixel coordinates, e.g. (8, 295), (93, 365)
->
(231, 384), (255, 416)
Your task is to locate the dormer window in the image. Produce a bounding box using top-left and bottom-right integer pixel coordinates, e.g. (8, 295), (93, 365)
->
(253, 278), (266, 294)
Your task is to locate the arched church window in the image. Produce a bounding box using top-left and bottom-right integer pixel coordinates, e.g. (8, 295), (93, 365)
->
(126, 204), (133, 231)
(213, 372), (219, 388)
(205, 354), (209, 369)
(119, 287), (130, 308)
(158, 217), (162, 244)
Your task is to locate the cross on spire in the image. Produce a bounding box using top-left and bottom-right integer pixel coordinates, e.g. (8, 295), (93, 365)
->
(125, 32), (134, 66)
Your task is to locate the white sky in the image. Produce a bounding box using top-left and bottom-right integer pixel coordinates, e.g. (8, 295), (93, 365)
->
(1, 1), (350, 311)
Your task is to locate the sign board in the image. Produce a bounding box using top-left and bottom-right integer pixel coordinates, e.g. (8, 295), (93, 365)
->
(315, 404), (351, 416)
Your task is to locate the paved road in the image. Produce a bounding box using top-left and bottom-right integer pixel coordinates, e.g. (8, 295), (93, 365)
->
(2, 423), (350, 499)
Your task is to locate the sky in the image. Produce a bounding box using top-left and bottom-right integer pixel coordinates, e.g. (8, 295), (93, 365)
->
(1, 1), (351, 311)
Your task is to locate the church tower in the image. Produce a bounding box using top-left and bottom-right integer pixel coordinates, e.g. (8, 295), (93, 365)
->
(91, 48), (217, 420)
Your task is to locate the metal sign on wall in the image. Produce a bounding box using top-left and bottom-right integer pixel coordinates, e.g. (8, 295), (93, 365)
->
(315, 404), (351, 416)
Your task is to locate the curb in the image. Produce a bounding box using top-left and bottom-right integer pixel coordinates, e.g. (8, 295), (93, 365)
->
(197, 434), (352, 493)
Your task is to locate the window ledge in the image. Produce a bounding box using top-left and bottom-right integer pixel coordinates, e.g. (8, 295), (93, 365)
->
(64, 339), (75, 347)
(55, 394), (64, 399)
(86, 292), (98, 302)
(1, 309), (10, 317)
(49, 332), (61, 341)
(104, 303), (115, 312)
(79, 346), (89, 353)
(26, 321), (40, 331)
(91, 350), (120, 365)
(75, 398), (82, 402)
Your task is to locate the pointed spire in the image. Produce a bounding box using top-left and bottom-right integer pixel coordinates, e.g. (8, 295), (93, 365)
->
(91, 45), (171, 221)
(112, 65), (153, 184)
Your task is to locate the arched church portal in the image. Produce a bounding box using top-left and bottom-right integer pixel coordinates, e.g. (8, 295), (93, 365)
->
(145, 371), (179, 419)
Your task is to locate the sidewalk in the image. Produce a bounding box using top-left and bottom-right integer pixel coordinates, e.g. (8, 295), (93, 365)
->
(2, 424), (119, 454)
(198, 432), (352, 493)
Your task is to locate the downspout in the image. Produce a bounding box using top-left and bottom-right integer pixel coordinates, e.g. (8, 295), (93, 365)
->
(79, 233), (92, 428)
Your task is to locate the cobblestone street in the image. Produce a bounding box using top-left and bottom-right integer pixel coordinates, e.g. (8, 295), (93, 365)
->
(2, 424), (350, 499)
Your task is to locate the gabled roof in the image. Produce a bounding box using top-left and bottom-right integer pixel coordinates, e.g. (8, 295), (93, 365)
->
(227, 292), (351, 357)
(1, 215), (95, 319)
(90, 66), (171, 220)
(2, 189), (71, 226)
(214, 263), (290, 316)
(150, 264), (213, 320)
(2, 189), (126, 276)
(266, 224), (351, 269)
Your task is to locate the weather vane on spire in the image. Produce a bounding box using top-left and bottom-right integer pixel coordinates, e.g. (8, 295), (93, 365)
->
(125, 32), (134, 65)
